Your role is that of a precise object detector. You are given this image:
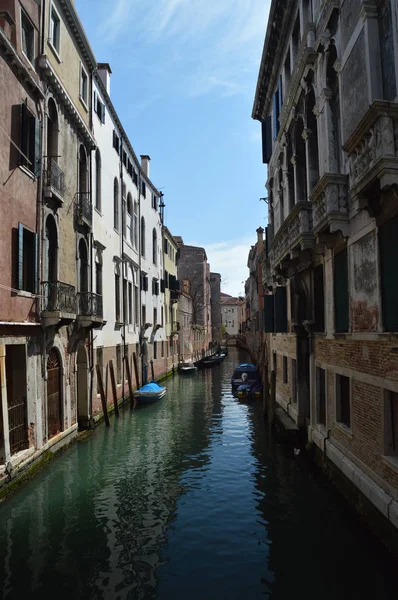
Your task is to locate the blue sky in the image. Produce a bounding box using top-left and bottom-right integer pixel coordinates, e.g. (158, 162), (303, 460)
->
(75, 0), (270, 296)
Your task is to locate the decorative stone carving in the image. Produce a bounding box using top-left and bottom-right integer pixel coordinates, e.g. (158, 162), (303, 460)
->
(269, 203), (313, 271)
(311, 174), (349, 235)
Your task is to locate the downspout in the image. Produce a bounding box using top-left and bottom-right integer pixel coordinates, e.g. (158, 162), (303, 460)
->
(137, 170), (143, 385)
(41, 0), (46, 55)
(88, 71), (94, 420)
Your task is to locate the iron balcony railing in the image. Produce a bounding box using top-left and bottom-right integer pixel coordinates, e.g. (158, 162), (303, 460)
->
(75, 192), (93, 228)
(78, 292), (103, 319)
(44, 157), (65, 197)
(42, 281), (77, 314)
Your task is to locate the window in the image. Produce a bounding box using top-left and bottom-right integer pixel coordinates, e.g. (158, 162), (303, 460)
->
(291, 358), (297, 403)
(152, 228), (157, 264)
(116, 345), (122, 384)
(133, 202), (138, 249)
(154, 341), (157, 359)
(313, 264), (325, 333)
(334, 249), (349, 333)
(141, 217), (146, 257)
(141, 181), (146, 198)
(153, 307), (157, 325)
(50, 6), (60, 54)
(336, 374), (351, 428)
(316, 367), (326, 426)
(95, 254), (102, 296)
(142, 304), (146, 325)
(384, 390), (398, 457)
(114, 178), (119, 230)
(128, 282), (133, 324)
(95, 149), (101, 211)
(161, 341), (164, 358)
(94, 92), (105, 123)
(17, 223), (38, 293)
(21, 9), (34, 64)
(283, 356), (288, 383)
(126, 194), (133, 245)
(115, 268), (120, 322)
(134, 285), (139, 324)
(379, 216), (398, 332)
(20, 103), (39, 175)
(161, 307), (164, 327)
(113, 130), (120, 153)
(152, 194), (158, 210)
(272, 75), (283, 140)
(80, 64), (88, 106)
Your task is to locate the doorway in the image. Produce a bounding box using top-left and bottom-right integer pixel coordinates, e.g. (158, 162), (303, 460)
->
(47, 348), (63, 439)
(77, 345), (89, 428)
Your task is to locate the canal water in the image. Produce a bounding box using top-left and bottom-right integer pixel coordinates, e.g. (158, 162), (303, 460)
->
(0, 348), (396, 599)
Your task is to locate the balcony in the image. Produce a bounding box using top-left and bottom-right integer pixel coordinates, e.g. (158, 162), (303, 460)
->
(77, 292), (104, 328)
(41, 281), (76, 326)
(75, 193), (93, 228)
(344, 101), (398, 212)
(43, 157), (65, 203)
(269, 202), (313, 274)
(311, 173), (349, 238)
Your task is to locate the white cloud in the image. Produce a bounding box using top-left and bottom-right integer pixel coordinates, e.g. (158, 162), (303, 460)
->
(190, 237), (256, 297)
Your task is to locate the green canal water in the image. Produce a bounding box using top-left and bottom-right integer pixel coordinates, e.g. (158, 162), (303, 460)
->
(0, 348), (396, 599)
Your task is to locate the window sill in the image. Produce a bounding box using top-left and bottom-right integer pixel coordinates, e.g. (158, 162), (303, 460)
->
(21, 50), (35, 69)
(48, 41), (61, 63)
(335, 422), (353, 438)
(381, 454), (398, 473)
(113, 228), (120, 235)
(79, 95), (88, 112)
(94, 207), (102, 217)
(19, 164), (36, 181)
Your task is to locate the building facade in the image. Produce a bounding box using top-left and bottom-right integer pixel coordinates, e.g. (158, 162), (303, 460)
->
(220, 295), (239, 337)
(163, 226), (179, 371)
(252, 0), (398, 540)
(210, 273), (222, 344)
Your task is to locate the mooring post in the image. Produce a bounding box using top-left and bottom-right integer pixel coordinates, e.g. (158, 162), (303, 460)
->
(125, 354), (134, 409)
(109, 360), (120, 416)
(96, 363), (110, 427)
(150, 359), (155, 381)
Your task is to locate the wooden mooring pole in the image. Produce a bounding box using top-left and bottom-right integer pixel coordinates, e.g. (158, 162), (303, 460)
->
(124, 354), (134, 409)
(96, 364), (110, 427)
(109, 360), (120, 416)
(132, 352), (140, 408)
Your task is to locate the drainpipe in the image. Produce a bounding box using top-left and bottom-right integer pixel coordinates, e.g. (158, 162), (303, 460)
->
(137, 170), (143, 385)
(120, 136), (126, 400)
(40, 0), (46, 55)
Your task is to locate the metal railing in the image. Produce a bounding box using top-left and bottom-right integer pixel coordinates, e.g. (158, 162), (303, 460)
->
(75, 193), (93, 227)
(78, 292), (103, 319)
(44, 157), (65, 197)
(42, 281), (77, 314)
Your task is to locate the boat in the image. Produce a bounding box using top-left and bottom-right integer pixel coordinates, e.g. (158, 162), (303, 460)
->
(179, 362), (198, 374)
(134, 382), (167, 404)
(237, 381), (263, 400)
(202, 355), (223, 366)
(231, 363), (259, 388)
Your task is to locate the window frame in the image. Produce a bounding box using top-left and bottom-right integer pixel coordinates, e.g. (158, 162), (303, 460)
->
(49, 3), (61, 59)
(79, 62), (89, 109)
(335, 373), (351, 430)
(20, 7), (35, 65)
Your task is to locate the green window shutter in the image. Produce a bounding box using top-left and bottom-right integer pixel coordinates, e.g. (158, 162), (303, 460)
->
(34, 117), (42, 178)
(17, 223), (24, 290)
(262, 115), (272, 164)
(334, 248), (349, 333)
(20, 103), (27, 166)
(263, 295), (274, 332)
(34, 232), (39, 294)
(380, 216), (398, 331)
(275, 287), (288, 332)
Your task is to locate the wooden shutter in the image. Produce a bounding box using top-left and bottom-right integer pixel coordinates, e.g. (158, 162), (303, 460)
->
(160, 279), (165, 293)
(164, 238), (168, 254)
(34, 117), (41, 178)
(144, 275), (148, 292)
(20, 103), (27, 166)
(263, 295), (275, 332)
(334, 248), (349, 333)
(380, 216), (398, 331)
(34, 232), (39, 294)
(101, 103), (106, 124)
(262, 115), (272, 164)
(275, 286), (287, 332)
(17, 223), (24, 290)
(272, 94), (277, 140)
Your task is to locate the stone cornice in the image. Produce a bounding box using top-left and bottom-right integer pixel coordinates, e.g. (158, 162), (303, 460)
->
(252, 0), (297, 121)
(39, 55), (96, 148)
(0, 28), (44, 98)
(58, 0), (97, 71)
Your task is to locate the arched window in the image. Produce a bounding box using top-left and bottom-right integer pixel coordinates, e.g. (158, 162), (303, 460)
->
(294, 118), (307, 203)
(122, 183), (127, 238)
(95, 251), (102, 296)
(133, 201), (138, 249)
(78, 238), (89, 294)
(305, 79), (319, 191)
(141, 217), (145, 257)
(114, 262), (121, 322)
(44, 215), (57, 283)
(95, 149), (101, 211)
(114, 178), (119, 231)
(79, 145), (88, 195)
(152, 228), (157, 265)
(47, 98), (59, 159)
(126, 193), (133, 245)
(326, 44), (341, 172)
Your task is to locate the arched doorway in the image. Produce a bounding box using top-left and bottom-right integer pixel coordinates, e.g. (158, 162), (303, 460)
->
(77, 345), (89, 428)
(47, 348), (62, 439)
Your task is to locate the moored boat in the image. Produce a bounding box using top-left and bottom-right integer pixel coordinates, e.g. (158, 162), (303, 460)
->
(179, 362), (198, 374)
(135, 382), (167, 404)
(231, 363), (259, 388)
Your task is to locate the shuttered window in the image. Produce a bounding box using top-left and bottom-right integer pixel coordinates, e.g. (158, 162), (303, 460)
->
(262, 115), (272, 164)
(263, 295), (274, 332)
(334, 249), (349, 333)
(275, 286), (288, 332)
(313, 264), (325, 333)
(17, 223), (38, 293)
(20, 103), (41, 176)
(380, 216), (398, 332)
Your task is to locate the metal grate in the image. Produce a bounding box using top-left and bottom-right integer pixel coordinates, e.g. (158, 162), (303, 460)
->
(8, 395), (28, 455)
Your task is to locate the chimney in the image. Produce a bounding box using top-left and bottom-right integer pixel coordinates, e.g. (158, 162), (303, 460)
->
(97, 63), (112, 95)
(140, 155), (151, 179)
(256, 227), (264, 244)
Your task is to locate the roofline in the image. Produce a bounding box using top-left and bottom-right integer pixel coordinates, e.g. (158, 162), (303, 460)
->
(163, 225), (179, 248)
(59, 0), (97, 71)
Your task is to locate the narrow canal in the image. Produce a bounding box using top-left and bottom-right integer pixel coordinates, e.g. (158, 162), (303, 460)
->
(0, 349), (396, 599)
